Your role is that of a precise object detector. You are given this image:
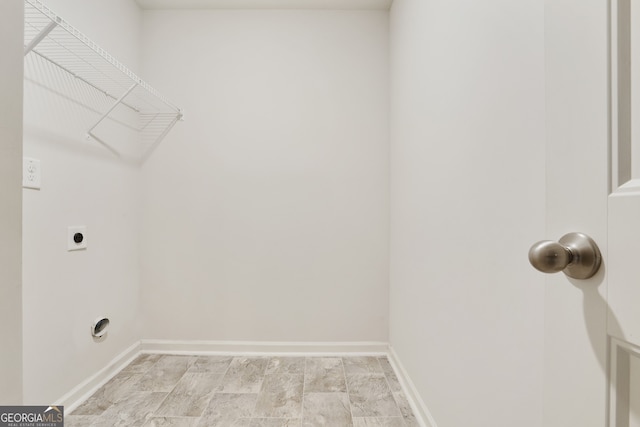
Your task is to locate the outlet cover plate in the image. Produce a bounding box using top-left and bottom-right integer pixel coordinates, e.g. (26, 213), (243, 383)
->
(68, 226), (87, 251)
(23, 157), (41, 190)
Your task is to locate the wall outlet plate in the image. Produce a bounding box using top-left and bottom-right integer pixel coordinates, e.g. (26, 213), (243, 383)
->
(68, 226), (87, 251)
(23, 157), (41, 190)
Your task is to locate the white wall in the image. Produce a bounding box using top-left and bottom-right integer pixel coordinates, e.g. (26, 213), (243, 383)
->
(389, 0), (546, 426)
(0, 0), (24, 405)
(139, 10), (390, 342)
(22, 0), (143, 404)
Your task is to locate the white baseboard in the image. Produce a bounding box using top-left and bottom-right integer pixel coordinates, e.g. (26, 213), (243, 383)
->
(56, 341), (141, 413)
(388, 346), (438, 427)
(139, 339), (389, 356)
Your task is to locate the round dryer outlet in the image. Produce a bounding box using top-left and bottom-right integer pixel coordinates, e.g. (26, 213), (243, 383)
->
(91, 317), (110, 338)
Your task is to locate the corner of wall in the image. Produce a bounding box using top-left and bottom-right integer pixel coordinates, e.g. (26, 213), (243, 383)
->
(0, 0), (24, 405)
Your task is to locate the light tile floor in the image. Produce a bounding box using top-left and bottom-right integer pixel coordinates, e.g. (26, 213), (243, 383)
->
(65, 354), (419, 427)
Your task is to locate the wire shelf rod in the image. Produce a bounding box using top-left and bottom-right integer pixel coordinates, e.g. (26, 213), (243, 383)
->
(30, 27), (137, 104)
(30, 49), (141, 113)
(87, 83), (137, 135)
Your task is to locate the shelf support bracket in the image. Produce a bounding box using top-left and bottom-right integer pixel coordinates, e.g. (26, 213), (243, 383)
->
(87, 83), (138, 139)
(24, 19), (59, 56)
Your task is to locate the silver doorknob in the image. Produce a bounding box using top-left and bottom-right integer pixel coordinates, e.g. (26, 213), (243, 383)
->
(528, 232), (602, 280)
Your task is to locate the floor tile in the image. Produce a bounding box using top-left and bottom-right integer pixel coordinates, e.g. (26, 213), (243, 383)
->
(72, 371), (144, 415)
(218, 357), (268, 393)
(304, 358), (346, 393)
(254, 374), (304, 418)
(392, 392), (419, 426)
(302, 392), (352, 427)
(342, 357), (384, 376)
(64, 415), (97, 426)
(122, 354), (162, 374)
(67, 354), (418, 427)
(143, 417), (200, 426)
(197, 393), (257, 427)
(154, 355), (197, 371)
(347, 375), (401, 418)
(377, 358), (402, 393)
(266, 357), (305, 375)
(136, 356), (195, 392)
(188, 356), (233, 374)
(155, 372), (224, 417)
(248, 418), (302, 427)
(402, 416), (420, 427)
(90, 391), (167, 427)
(352, 417), (406, 427)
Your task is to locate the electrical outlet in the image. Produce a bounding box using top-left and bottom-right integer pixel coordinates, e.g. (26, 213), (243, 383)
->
(68, 226), (87, 251)
(23, 157), (41, 190)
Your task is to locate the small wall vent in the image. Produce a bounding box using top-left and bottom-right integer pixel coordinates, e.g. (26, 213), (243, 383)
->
(91, 317), (110, 338)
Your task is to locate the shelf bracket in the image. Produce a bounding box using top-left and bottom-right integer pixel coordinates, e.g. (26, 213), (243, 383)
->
(24, 19), (59, 56)
(86, 83), (138, 139)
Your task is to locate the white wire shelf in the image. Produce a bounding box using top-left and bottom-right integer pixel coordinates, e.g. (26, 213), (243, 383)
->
(24, 0), (183, 160)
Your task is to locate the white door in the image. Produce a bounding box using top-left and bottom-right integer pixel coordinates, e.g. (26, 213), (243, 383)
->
(609, 0), (640, 425)
(544, 0), (640, 426)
